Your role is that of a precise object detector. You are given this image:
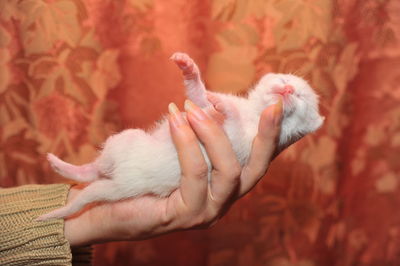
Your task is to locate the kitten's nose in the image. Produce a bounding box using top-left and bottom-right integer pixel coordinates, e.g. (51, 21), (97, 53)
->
(273, 85), (294, 96)
(282, 85), (294, 95)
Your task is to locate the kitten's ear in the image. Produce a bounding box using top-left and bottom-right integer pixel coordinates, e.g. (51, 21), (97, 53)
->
(264, 73), (277, 78)
(259, 73), (276, 84)
(313, 115), (325, 131)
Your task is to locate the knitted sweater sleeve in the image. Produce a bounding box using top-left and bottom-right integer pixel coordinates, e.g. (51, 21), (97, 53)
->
(0, 184), (92, 265)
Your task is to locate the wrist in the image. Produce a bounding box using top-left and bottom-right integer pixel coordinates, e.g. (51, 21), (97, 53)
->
(64, 187), (109, 246)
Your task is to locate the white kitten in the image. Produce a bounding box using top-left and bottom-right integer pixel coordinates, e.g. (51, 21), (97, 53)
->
(37, 52), (324, 221)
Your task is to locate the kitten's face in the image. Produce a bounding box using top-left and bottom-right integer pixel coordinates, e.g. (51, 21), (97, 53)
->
(252, 73), (324, 136)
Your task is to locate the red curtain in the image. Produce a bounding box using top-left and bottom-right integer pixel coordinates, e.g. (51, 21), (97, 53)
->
(1, 0), (400, 265)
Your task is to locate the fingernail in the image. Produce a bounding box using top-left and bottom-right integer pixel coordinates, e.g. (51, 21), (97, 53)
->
(184, 99), (208, 121)
(168, 102), (186, 126)
(272, 97), (283, 126)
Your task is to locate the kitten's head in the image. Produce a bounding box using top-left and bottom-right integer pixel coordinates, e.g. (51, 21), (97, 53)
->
(249, 73), (324, 145)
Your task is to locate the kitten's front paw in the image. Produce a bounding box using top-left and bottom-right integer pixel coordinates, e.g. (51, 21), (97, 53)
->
(170, 52), (198, 77)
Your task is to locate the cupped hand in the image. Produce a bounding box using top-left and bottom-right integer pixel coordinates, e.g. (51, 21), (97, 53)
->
(65, 98), (283, 246)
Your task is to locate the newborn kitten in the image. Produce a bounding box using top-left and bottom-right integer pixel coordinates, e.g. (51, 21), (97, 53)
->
(37, 52), (324, 221)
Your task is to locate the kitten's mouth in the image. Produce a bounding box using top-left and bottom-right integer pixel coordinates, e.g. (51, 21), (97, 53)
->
(270, 84), (296, 115)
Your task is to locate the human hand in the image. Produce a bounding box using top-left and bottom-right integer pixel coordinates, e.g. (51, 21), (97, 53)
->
(64, 98), (284, 246)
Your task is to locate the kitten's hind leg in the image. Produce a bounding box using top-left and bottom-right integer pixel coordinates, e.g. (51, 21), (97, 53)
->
(48, 153), (99, 183)
(36, 179), (120, 221)
(171, 52), (210, 108)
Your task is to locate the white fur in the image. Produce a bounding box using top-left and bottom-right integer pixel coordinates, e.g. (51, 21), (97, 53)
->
(37, 53), (324, 221)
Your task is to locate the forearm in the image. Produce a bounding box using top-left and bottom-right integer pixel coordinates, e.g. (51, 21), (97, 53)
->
(0, 184), (72, 265)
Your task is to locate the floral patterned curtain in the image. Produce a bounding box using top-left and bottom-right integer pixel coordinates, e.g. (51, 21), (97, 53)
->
(1, 0), (399, 265)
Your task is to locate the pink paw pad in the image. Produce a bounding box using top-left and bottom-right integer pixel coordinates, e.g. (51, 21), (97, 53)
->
(170, 52), (198, 76)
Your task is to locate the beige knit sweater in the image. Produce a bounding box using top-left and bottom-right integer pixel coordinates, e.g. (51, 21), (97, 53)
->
(0, 184), (92, 265)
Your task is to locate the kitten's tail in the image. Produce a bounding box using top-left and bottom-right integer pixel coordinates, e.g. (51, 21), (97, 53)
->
(47, 153), (100, 183)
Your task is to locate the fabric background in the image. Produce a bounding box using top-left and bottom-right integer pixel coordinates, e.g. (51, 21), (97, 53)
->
(1, 0), (400, 265)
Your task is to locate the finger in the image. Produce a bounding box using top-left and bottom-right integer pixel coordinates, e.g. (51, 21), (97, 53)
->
(168, 103), (208, 212)
(206, 107), (225, 125)
(184, 100), (241, 206)
(207, 92), (238, 121)
(239, 98), (283, 196)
